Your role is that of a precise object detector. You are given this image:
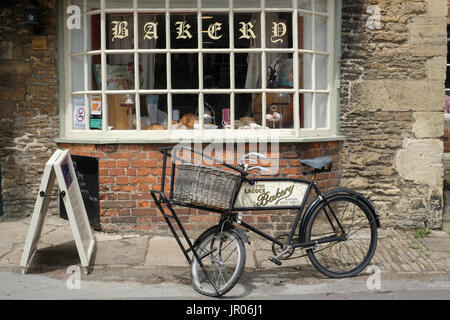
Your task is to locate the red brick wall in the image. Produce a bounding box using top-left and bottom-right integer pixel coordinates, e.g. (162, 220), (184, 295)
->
(58, 142), (340, 236)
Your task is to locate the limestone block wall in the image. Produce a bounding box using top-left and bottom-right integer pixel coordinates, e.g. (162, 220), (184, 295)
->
(340, 0), (446, 229)
(0, 0), (59, 219)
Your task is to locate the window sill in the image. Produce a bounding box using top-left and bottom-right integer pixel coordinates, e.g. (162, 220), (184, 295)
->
(55, 135), (346, 145)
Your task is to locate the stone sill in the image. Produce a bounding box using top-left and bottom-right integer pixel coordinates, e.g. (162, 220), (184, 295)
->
(55, 136), (346, 145)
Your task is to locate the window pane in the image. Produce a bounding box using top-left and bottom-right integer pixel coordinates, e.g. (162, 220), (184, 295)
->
(70, 8), (84, 53)
(72, 96), (87, 130)
(315, 54), (327, 90)
(87, 13), (101, 51)
(315, 0), (328, 13)
(105, 54), (135, 90)
(300, 93), (312, 129)
(202, 0), (228, 8)
(266, 93), (293, 129)
(89, 54), (102, 90)
(107, 94), (136, 130)
(170, 14), (198, 49)
(266, 12), (293, 49)
(298, 12), (312, 50)
(298, 0), (311, 10)
(235, 94), (260, 129)
(235, 0), (260, 8)
(204, 54), (230, 89)
(71, 56), (84, 92)
(138, 0), (165, 8)
(170, 0), (197, 8)
(267, 0), (293, 8)
(202, 13), (229, 49)
(173, 94), (199, 129)
(87, 0), (100, 11)
(105, 0), (133, 9)
(139, 54), (167, 90)
(234, 13), (260, 49)
(235, 53), (261, 89)
(142, 94), (168, 130)
(315, 15), (327, 52)
(171, 54), (198, 89)
(266, 53), (293, 89)
(204, 94), (229, 128)
(139, 14), (166, 49)
(107, 14), (134, 50)
(316, 93), (328, 129)
(299, 53), (312, 89)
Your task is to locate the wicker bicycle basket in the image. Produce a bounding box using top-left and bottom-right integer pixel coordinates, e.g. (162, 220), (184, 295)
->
(173, 164), (241, 211)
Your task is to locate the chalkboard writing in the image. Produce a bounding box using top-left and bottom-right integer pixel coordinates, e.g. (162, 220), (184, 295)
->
(60, 155), (100, 229)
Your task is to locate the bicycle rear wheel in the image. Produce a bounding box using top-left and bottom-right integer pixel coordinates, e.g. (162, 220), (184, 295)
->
(191, 229), (246, 297)
(305, 194), (378, 278)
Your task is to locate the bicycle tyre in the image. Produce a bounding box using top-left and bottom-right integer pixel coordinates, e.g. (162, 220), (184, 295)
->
(191, 228), (246, 297)
(305, 194), (378, 278)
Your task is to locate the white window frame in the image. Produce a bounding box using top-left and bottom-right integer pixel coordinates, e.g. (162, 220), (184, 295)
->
(60, 0), (342, 143)
(445, 5), (450, 119)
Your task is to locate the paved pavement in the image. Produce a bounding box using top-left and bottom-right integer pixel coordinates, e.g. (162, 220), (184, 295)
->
(0, 215), (449, 299)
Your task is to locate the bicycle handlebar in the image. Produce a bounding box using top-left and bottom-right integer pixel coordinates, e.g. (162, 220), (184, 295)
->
(160, 146), (271, 175)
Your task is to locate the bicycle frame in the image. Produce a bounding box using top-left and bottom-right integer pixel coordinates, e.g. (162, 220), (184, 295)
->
(150, 146), (380, 296)
(234, 176), (348, 252)
(151, 146), (346, 257)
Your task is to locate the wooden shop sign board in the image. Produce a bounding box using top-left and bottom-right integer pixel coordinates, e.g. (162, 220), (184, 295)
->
(20, 149), (96, 274)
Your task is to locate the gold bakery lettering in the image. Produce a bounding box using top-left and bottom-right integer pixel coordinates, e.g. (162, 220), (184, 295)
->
(111, 21), (129, 42)
(271, 22), (287, 43)
(144, 22), (159, 40)
(207, 22), (223, 40)
(175, 21), (193, 39)
(256, 185), (294, 207)
(239, 21), (257, 40)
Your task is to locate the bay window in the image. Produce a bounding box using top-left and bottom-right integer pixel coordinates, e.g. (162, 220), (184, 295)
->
(62, 0), (341, 142)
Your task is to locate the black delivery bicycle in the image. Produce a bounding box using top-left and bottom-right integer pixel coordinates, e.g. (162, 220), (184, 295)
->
(151, 146), (380, 297)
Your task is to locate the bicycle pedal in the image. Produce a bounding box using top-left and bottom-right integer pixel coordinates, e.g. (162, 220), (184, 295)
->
(268, 257), (282, 266)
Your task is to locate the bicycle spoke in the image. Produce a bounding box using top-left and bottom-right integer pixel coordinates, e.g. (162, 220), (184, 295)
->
(306, 195), (377, 277)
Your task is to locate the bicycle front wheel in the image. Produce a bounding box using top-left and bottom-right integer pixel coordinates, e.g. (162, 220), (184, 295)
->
(191, 229), (246, 297)
(305, 194), (378, 278)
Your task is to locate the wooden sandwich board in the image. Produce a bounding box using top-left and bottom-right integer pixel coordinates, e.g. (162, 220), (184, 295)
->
(20, 149), (96, 275)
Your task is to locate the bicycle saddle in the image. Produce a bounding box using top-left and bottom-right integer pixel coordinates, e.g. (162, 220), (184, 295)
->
(299, 156), (332, 170)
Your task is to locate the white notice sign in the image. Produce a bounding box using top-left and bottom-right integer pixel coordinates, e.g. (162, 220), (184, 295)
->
(234, 181), (308, 208)
(20, 150), (96, 274)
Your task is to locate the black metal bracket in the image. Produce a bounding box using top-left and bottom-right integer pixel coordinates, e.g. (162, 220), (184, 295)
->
(39, 191), (66, 198)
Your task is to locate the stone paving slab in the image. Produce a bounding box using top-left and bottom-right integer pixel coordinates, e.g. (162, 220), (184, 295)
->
(145, 236), (190, 267)
(0, 217), (449, 279)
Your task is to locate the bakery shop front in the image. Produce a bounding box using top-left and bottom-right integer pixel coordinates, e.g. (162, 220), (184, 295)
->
(2, 0), (445, 233)
(57, 0), (342, 233)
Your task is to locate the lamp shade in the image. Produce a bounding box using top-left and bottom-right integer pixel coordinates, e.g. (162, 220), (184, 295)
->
(120, 94), (135, 107)
(24, 3), (40, 25)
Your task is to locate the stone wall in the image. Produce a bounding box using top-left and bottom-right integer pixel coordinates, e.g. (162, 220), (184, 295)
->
(339, 0), (446, 229)
(0, 0), (59, 219)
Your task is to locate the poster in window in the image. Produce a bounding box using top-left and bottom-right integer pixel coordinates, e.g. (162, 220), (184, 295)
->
(73, 97), (86, 130)
(90, 95), (102, 115)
